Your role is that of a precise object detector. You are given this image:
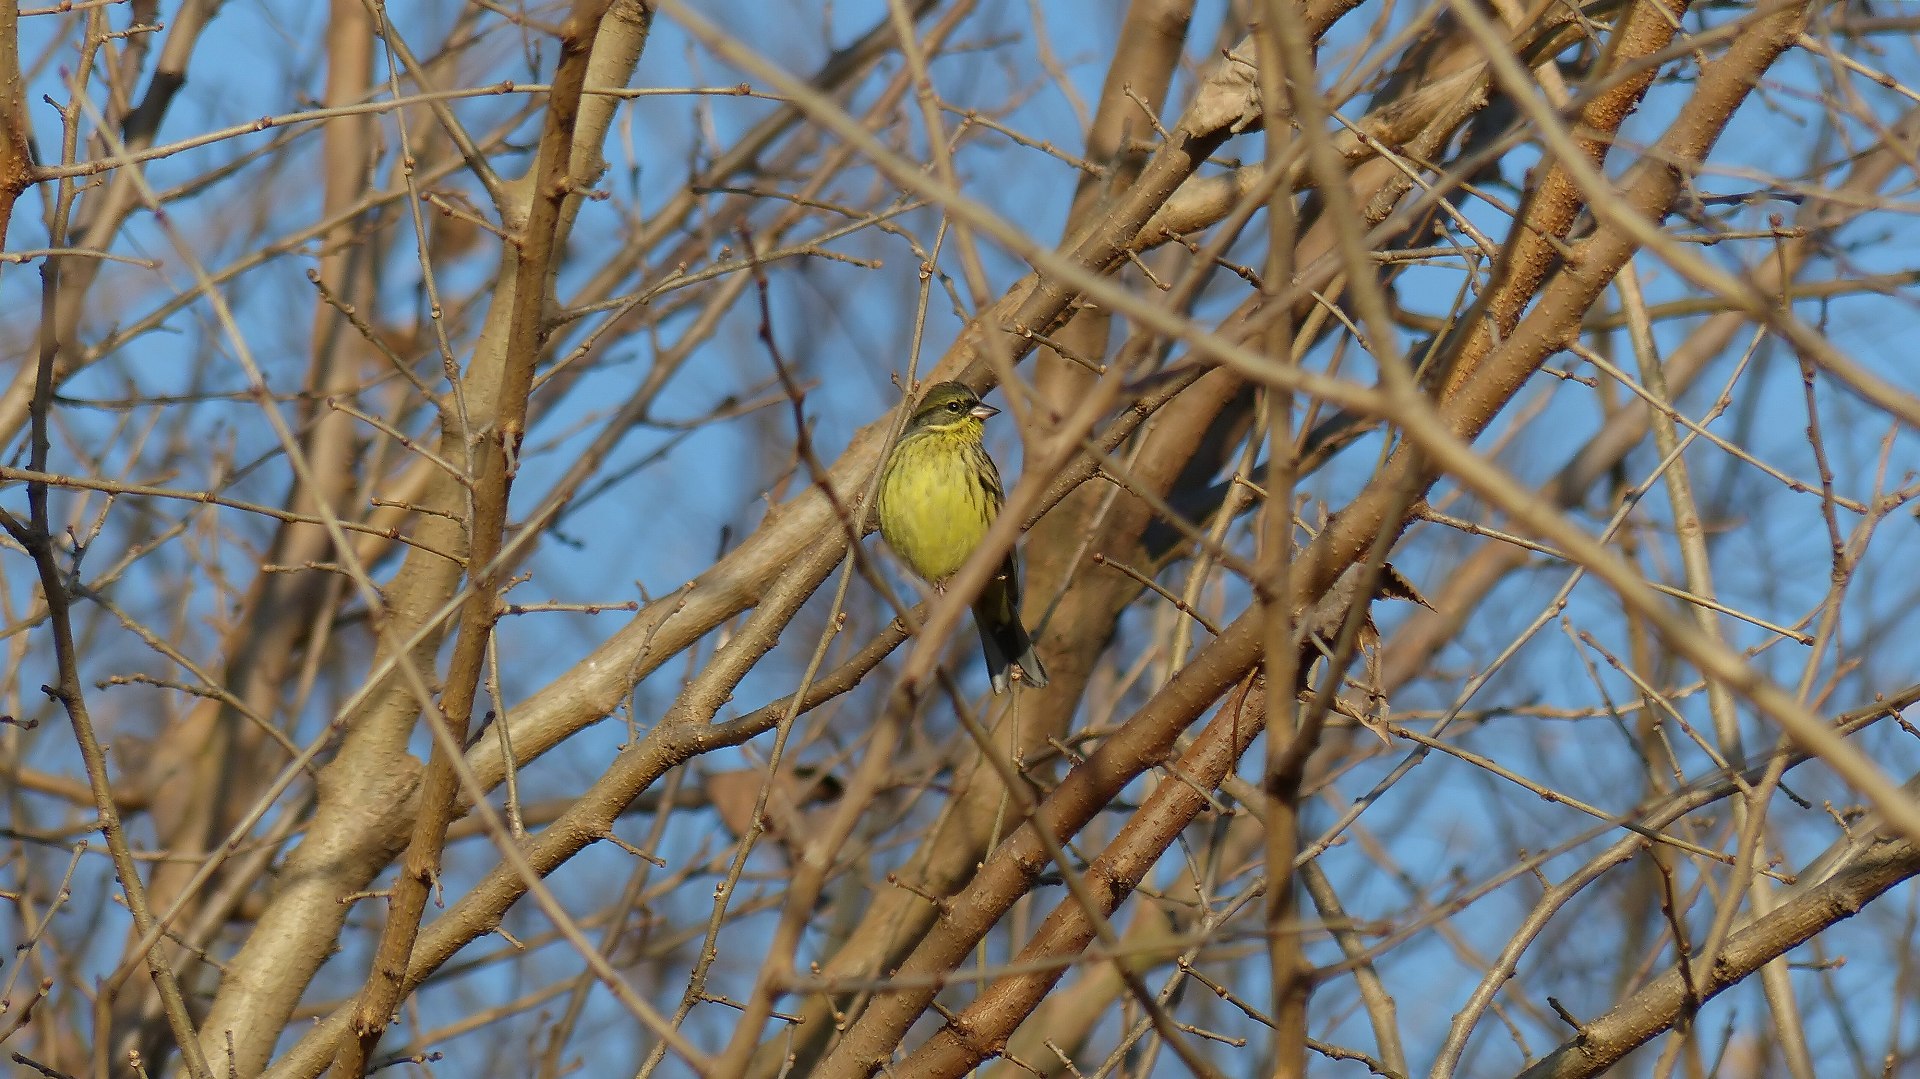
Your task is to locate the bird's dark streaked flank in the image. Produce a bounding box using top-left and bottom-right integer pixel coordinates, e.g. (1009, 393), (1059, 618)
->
(877, 382), (1049, 693)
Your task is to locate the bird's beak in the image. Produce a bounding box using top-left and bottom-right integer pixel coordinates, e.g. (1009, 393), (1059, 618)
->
(970, 403), (1000, 420)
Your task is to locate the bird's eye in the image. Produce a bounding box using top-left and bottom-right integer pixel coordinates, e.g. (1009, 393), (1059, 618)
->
(946, 400), (964, 413)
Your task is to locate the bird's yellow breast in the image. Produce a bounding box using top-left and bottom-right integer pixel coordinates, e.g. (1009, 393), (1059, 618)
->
(877, 431), (1002, 584)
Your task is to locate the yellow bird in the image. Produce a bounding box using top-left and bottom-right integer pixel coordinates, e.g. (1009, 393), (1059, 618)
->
(877, 382), (1049, 693)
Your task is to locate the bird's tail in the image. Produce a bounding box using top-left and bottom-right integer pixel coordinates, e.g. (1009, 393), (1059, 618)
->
(973, 555), (1050, 693)
(975, 614), (1052, 687)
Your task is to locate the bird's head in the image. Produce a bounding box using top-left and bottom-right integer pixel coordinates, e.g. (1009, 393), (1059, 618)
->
(904, 381), (998, 439)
